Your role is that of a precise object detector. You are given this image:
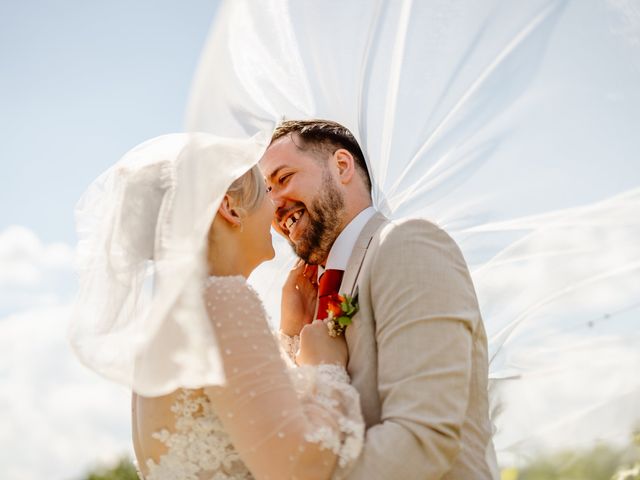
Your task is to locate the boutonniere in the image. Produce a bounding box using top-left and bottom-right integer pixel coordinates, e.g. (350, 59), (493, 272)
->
(326, 293), (358, 337)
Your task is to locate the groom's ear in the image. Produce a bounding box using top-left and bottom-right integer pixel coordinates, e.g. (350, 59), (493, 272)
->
(217, 194), (242, 227)
(333, 148), (356, 185)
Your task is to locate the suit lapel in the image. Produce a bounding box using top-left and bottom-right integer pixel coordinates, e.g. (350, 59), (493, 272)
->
(340, 212), (388, 296)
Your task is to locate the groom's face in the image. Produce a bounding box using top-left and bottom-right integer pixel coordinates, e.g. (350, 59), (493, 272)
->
(260, 135), (345, 265)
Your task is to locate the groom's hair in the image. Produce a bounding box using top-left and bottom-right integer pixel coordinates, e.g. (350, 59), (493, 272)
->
(271, 119), (372, 192)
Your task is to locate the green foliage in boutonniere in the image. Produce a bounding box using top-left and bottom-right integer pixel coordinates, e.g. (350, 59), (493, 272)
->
(326, 293), (358, 337)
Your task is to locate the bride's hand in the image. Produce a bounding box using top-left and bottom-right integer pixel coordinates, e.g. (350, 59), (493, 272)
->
(296, 320), (348, 368)
(281, 260), (318, 337)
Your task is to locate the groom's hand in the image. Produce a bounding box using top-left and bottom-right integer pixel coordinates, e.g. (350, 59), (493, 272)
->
(280, 260), (318, 337)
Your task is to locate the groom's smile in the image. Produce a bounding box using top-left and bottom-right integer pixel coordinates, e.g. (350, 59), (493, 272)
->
(279, 205), (308, 242)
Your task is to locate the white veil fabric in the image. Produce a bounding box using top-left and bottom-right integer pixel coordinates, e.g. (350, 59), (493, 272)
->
(69, 133), (266, 397)
(185, 0), (640, 465)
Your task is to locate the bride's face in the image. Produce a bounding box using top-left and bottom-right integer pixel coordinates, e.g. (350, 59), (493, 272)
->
(208, 168), (276, 277)
(239, 192), (276, 266)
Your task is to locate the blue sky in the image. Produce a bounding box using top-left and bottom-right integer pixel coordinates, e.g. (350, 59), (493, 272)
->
(0, 0), (220, 245)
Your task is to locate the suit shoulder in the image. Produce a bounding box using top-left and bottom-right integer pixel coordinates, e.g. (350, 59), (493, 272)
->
(375, 217), (457, 250)
(368, 217), (469, 273)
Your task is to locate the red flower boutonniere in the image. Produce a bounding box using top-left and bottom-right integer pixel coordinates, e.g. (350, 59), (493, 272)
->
(326, 293), (358, 337)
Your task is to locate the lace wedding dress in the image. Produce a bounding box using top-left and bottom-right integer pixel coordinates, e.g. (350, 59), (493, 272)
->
(136, 275), (364, 480)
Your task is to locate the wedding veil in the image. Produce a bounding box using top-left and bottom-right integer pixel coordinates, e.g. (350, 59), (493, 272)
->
(69, 133), (266, 396)
(185, 0), (640, 464)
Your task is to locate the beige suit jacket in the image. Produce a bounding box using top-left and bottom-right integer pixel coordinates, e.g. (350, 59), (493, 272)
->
(334, 213), (498, 480)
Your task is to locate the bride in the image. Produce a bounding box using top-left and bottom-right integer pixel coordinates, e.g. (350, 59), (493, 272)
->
(69, 133), (364, 480)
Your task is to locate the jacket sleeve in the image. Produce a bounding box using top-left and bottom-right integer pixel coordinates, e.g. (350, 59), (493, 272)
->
(339, 220), (481, 480)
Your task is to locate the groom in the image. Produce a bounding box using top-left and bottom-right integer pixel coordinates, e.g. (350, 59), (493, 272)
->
(260, 120), (498, 479)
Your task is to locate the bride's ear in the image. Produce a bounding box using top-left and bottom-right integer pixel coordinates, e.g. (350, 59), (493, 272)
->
(217, 194), (242, 228)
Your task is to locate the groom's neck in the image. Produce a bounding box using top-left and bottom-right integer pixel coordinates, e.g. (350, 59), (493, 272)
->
(318, 201), (374, 268)
(338, 200), (373, 233)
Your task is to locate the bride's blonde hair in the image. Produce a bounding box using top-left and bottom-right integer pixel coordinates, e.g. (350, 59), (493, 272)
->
(226, 165), (265, 217)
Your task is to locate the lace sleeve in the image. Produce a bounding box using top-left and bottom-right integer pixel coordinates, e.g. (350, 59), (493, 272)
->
(202, 276), (364, 480)
(278, 331), (300, 364)
(290, 364), (364, 473)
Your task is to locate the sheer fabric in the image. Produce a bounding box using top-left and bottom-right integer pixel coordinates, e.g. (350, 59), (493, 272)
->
(139, 276), (364, 480)
(186, 0), (640, 461)
(69, 134), (267, 396)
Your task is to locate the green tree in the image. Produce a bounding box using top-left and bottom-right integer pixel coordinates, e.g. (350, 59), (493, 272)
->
(502, 432), (640, 480)
(82, 457), (138, 480)
(517, 444), (627, 480)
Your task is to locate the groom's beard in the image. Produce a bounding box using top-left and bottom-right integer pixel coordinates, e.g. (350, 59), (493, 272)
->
(290, 172), (345, 265)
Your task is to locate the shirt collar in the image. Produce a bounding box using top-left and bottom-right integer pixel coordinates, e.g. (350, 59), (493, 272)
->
(324, 206), (377, 271)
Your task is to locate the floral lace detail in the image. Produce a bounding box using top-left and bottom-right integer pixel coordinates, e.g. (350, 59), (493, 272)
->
(293, 364), (364, 468)
(144, 390), (252, 480)
(278, 332), (364, 469)
(313, 364), (351, 385)
(278, 332), (300, 364)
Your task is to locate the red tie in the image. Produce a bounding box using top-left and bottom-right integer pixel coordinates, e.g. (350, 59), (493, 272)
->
(316, 269), (344, 320)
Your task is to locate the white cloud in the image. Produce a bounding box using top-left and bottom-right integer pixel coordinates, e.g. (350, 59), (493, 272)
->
(0, 305), (133, 480)
(0, 226), (74, 286)
(0, 226), (76, 315)
(0, 226), (131, 480)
